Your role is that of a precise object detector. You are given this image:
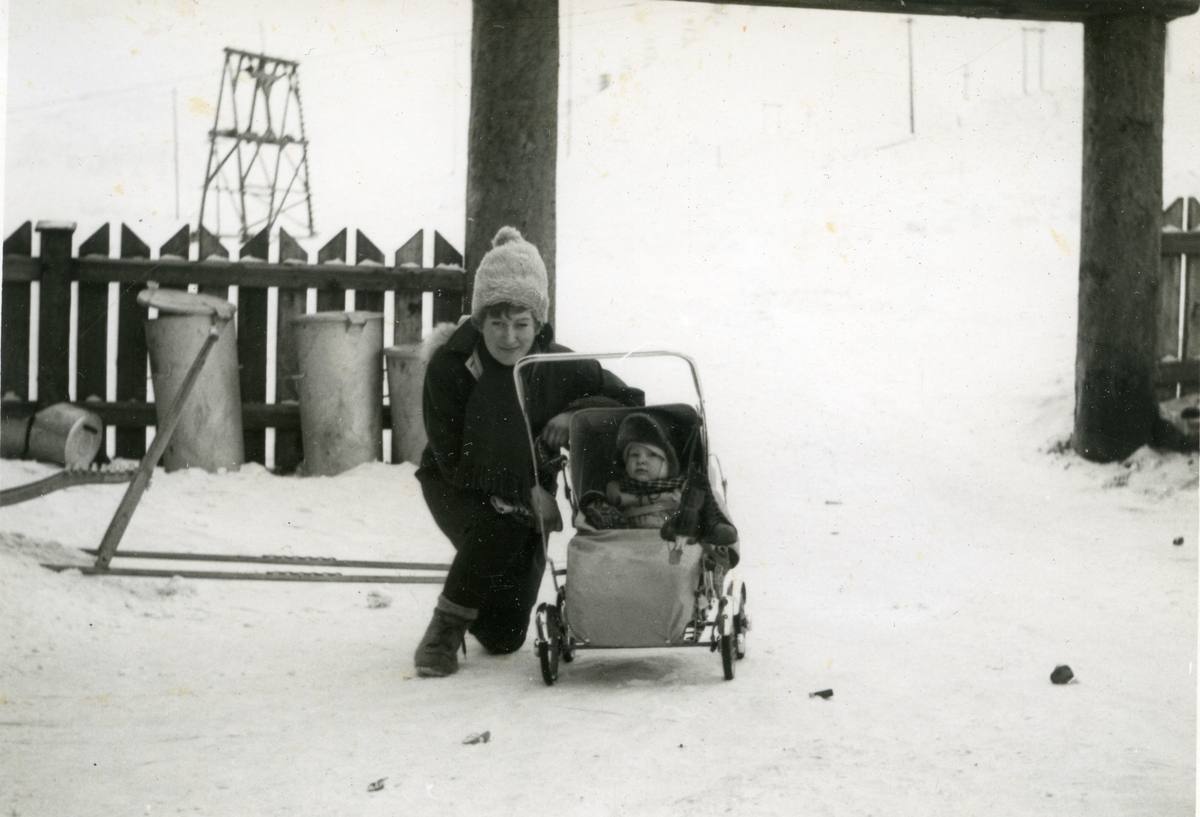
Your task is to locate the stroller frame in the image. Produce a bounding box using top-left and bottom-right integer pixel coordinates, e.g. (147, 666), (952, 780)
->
(514, 351), (748, 684)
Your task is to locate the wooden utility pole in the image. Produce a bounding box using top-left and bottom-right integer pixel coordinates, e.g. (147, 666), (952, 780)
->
(1074, 13), (1166, 462)
(465, 0), (559, 325)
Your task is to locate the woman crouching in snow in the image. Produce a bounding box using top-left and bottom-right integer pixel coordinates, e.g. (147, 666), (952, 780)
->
(412, 226), (643, 678)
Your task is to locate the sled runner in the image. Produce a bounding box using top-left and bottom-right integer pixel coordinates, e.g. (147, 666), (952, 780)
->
(514, 351), (749, 684)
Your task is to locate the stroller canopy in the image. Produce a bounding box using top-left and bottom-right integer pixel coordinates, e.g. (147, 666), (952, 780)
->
(568, 404), (703, 500)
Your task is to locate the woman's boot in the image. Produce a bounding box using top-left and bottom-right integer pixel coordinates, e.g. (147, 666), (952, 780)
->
(414, 595), (478, 677)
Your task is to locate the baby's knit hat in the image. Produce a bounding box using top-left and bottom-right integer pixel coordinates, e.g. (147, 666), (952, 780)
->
(471, 226), (549, 323)
(615, 413), (680, 478)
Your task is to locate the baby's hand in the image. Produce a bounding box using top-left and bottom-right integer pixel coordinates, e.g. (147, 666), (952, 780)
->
(605, 481), (622, 506)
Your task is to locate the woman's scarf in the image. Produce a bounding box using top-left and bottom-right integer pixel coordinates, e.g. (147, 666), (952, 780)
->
(453, 342), (537, 504)
(617, 474), (686, 496)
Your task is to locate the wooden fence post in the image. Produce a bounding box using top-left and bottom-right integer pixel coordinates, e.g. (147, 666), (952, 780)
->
(317, 228), (347, 312)
(1074, 12), (1165, 462)
(355, 230), (385, 314)
(159, 225), (189, 261)
(2, 222), (34, 400)
(77, 224), (111, 460)
(77, 224), (110, 400)
(116, 224), (150, 458)
(1158, 199), (1186, 401)
(393, 230), (424, 344)
(433, 232), (464, 324)
(275, 228), (308, 473)
(1184, 198), (1200, 380)
(36, 221), (76, 406)
(388, 231), (426, 465)
(238, 229), (270, 464)
(1157, 198), (1185, 393)
(198, 225), (229, 262)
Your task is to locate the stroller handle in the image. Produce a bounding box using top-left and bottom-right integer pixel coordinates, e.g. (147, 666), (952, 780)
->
(513, 349), (709, 490)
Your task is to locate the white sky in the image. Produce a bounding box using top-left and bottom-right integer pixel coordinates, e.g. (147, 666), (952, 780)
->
(1, 1), (1197, 259)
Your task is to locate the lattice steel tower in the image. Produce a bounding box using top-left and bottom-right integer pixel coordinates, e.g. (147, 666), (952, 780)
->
(199, 48), (315, 241)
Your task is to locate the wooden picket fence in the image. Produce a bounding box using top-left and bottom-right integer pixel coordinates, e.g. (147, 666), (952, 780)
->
(2, 200), (1196, 473)
(1159, 197), (1200, 397)
(0, 221), (466, 472)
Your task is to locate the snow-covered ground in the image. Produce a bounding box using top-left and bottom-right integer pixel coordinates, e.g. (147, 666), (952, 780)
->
(3, 3), (1199, 816)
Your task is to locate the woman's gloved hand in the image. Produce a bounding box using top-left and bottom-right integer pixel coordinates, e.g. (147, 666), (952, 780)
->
(539, 411), (574, 449)
(530, 485), (563, 533)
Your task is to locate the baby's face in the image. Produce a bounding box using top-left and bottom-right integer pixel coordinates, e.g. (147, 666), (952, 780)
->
(625, 443), (669, 482)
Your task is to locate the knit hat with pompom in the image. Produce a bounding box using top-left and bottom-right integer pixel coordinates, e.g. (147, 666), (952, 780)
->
(471, 226), (549, 323)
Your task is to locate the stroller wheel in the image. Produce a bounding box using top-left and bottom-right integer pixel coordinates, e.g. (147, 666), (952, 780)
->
(537, 604), (561, 685)
(717, 597), (735, 680)
(538, 641), (559, 685)
(720, 633), (736, 680)
(555, 592), (574, 663)
(735, 582), (748, 660)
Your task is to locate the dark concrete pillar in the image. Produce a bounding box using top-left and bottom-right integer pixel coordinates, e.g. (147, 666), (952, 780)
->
(465, 0), (559, 325)
(1074, 13), (1166, 462)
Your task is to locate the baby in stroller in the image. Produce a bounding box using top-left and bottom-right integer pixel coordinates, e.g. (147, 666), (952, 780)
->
(580, 412), (738, 561)
(581, 412), (682, 530)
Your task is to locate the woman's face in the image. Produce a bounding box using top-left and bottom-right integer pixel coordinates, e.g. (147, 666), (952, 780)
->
(481, 309), (538, 366)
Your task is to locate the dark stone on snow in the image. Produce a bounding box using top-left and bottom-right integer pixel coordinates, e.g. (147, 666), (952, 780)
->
(1050, 665), (1074, 685)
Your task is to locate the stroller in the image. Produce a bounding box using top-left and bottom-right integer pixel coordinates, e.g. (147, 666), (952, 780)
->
(514, 351), (749, 685)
